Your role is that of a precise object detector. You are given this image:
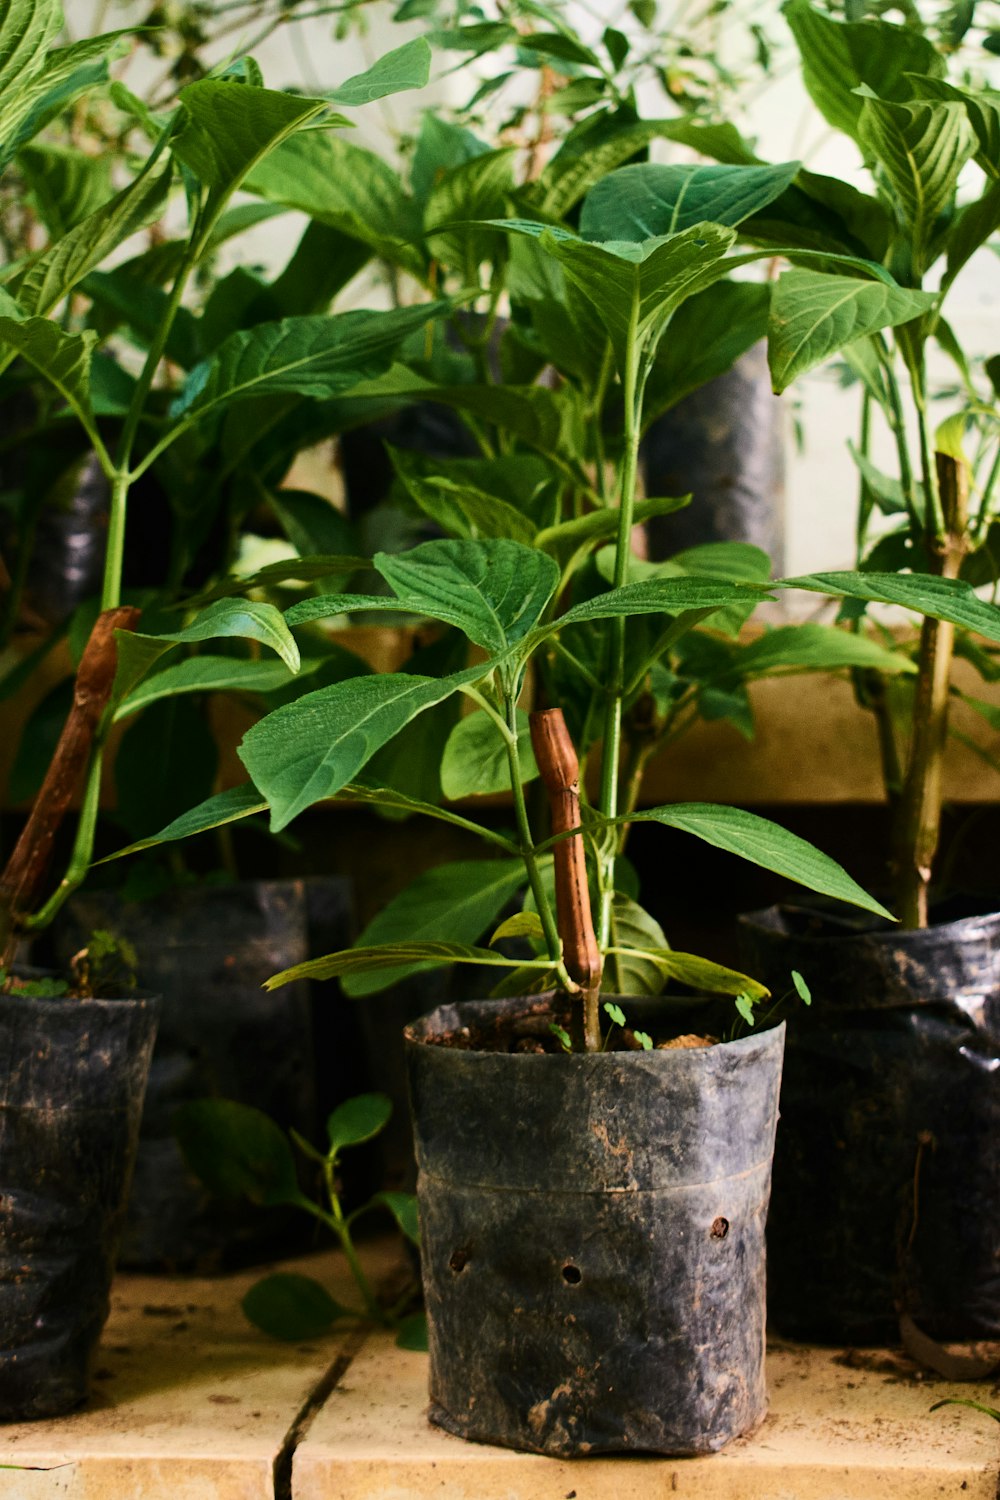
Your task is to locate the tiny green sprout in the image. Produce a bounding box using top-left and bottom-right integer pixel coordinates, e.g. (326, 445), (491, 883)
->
(633, 1030), (654, 1051)
(604, 1002), (627, 1028)
(734, 993), (756, 1027)
(930, 1397), (1000, 1423)
(791, 970), (812, 1005)
(549, 1023), (573, 1053)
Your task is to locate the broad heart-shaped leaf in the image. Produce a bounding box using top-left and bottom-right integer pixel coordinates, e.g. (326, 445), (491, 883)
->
(617, 804), (893, 920)
(440, 708), (538, 801)
(266, 940), (545, 991)
(496, 219), (738, 369)
(579, 161), (800, 242)
(783, 0), (944, 145)
(326, 1094), (392, 1154)
(341, 858), (529, 996)
(239, 664), (488, 832)
(242, 1274), (348, 1342)
(767, 270), (935, 392)
(97, 783), (268, 864)
(7, 156), (169, 319)
(783, 572), (1000, 642)
(0, 316), (102, 450)
(171, 79), (337, 216)
(857, 97), (976, 273)
(375, 539), (559, 656)
(327, 37), (430, 105)
(174, 1100), (303, 1207)
(245, 132), (425, 278)
(171, 304), (446, 424)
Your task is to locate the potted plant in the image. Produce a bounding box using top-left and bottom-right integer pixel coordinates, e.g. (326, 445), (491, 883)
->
(667, 0), (1000, 1345)
(0, 0), (453, 1407)
(112, 112), (1000, 1449)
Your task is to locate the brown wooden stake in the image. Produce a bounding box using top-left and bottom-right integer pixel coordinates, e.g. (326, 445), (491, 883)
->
(529, 707), (602, 1051)
(0, 606), (139, 966)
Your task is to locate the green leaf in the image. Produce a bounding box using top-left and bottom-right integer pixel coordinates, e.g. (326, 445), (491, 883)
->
(734, 994), (756, 1027)
(375, 538), (559, 655)
(491, 911), (545, 944)
(792, 969), (812, 1003)
(172, 304), (446, 424)
(390, 452), (537, 545)
(245, 133), (425, 277)
(634, 1031), (654, 1051)
(536, 118), (698, 220)
(265, 940), (543, 990)
(734, 622), (915, 677)
(784, 571), (1000, 642)
(519, 31), (601, 67)
(97, 783), (267, 863)
(174, 1100), (303, 1207)
(425, 148), (515, 271)
(113, 654), (311, 721)
(326, 1094), (393, 1154)
(411, 114), (490, 203)
(327, 37), (431, 105)
(441, 707), (538, 800)
(767, 269), (935, 391)
(242, 1274), (347, 1341)
(604, 1001), (626, 1027)
(579, 160), (800, 241)
(909, 75), (1000, 179)
(783, 0), (944, 144)
(618, 803), (891, 919)
(7, 157), (169, 318)
(606, 894), (671, 995)
(239, 665), (487, 832)
(372, 1190), (420, 1246)
(116, 598), (301, 694)
(0, 316), (103, 451)
(0, 0), (67, 160)
(269, 491), (359, 558)
(395, 1312), (429, 1351)
(19, 143), (114, 236)
(114, 697), (217, 841)
(171, 79), (337, 217)
(342, 858), (529, 996)
(183, 554), (367, 607)
(631, 949), (770, 998)
(547, 575), (773, 637)
(857, 97), (975, 271)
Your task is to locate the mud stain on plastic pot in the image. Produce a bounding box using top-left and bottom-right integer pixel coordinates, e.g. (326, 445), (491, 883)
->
(406, 995), (784, 1457)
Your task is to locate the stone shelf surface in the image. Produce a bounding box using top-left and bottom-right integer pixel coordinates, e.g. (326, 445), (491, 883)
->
(0, 1245), (997, 1500)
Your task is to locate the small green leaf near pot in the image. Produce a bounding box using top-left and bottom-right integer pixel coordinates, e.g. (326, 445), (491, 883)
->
(242, 1273), (349, 1341)
(326, 1093), (393, 1156)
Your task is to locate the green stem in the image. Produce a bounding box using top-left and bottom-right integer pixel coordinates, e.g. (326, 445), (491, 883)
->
(597, 293), (642, 951)
(324, 1160), (384, 1324)
(503, 689), (570, 985)
(875, 341), (919, 532)
(22, 749), (104, 930)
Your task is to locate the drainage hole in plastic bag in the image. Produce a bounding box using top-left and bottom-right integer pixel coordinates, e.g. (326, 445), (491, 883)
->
(562, 1263), (582, 1285)
(449, 1248), (470, 1274)
(711, 1217), (729, 1240)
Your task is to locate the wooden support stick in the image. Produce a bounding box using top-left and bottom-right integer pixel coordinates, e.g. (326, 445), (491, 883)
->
(0, 606), (139, 965)
(529, 707), (602, 1050)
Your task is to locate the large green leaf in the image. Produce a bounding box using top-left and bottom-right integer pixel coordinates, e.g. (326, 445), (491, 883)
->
(497, 219), (739, 368)
(425, 148), (515, 272)
(327, 37), (431, 105)
(242, 1274), (347, 1341)
(341, 858), (529, 996)
(245, 133), (425, 277)
(19, 144), (114, 236)
(2, 28), (134, 168)
(857, 97), (975, 272)
(327, 1094), (392, 1153)
(174, 1100), (304, 1208)
(0, 316), (102, 451)
(113, 654), (318, 720)
(621, 804), (892, 919)
(910, 75), (1000, 180)
(579, 161), (800, 241)
(265, 940), (544, 991)
(117, 599), (301, 689)
(550, 575), (773, 632)
(784, 571), (1000, 641)
(605, 893), (670, 995)
(734, 622), (915, 677)
(171, 79), (338, 218)
(375, 539), (559, 655)
(171, 303), (445, 424)
(783, 0), (944, 145)
(441, 708), (538, 801)
(239, 665), (487, 831)
(535, 117), (702, 220)
(767, 269), (935, 391)
(8, 157), (170, 317)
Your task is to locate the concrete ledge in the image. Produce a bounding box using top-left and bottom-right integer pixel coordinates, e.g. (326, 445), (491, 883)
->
(0, 1247), (997, 1499)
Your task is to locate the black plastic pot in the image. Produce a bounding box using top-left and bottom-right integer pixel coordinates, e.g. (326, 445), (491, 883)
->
(0, 990), (158, 1420)
(405, 997), (784, 1457)
(642, 342), (785, 568)
(56, 878), (351, 1270)
(741, 903), (1000, 1344)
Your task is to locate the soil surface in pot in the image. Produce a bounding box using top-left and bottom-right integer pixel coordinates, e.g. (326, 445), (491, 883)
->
(418, 992), (722, 1055)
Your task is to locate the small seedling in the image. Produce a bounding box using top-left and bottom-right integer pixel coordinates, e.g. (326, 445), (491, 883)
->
(549, 1023), (573, 1053)
(175, 1093), (425, 1350)
(734, 993), (757, 1028)
(602, 1001), (626, 1051)
(633, 1030), (654, 1052)
(0, 968), (68, 998)
(791, 969), (812, 1005)
(930, 1397), (1000, 1423)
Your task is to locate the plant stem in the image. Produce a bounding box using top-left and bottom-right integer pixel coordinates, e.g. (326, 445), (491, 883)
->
(892, 452), (969, 927)
(503, 689), (568, 980)
(597, 293), (642, 950)
(324, 1159), (384, 1324)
